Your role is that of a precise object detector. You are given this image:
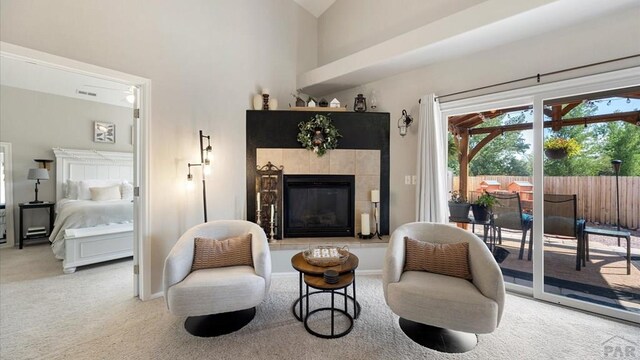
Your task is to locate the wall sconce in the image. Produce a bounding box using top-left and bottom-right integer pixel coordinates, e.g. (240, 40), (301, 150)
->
(398, 109), (413, 136)
(186, 130), (212, 222)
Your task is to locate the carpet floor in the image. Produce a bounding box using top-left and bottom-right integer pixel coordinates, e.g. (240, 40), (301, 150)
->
(1, 244), (639, 360)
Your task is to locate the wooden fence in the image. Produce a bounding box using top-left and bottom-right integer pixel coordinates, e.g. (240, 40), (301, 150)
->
(453, 175), (639, 229)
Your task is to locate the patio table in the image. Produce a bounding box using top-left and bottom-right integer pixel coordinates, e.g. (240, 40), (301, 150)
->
(449, 216), (496, 251)
(580, 227), (631, 275)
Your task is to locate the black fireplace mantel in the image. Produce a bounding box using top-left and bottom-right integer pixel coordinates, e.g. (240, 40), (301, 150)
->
(246, 110), (390, 236)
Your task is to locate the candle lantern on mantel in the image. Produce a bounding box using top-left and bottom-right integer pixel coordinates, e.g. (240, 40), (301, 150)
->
(256, 161), (283, 241)
(354, 94), (367, 112)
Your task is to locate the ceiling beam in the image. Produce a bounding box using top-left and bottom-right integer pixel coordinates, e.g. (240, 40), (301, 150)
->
(469, 129), (501, 162)
(466, 111), (640, 135)
(551, 105), (563, 131)
(561, 102), (581, 116)
(449, 113), (477, 126)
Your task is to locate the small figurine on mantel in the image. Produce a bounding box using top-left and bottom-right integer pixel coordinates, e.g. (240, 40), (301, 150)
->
(291, 92), (306, 107)
(307, 98), (317, 107)
(330, 98), (340, 108)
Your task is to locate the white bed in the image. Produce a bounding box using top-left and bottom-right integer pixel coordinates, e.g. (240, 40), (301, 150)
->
(51, 148), (134, 273)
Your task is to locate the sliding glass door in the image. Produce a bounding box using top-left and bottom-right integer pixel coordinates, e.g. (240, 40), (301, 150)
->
(446, 99), (536, 292)
(443, 67), (640, 322)
(539, 87), (639, 318)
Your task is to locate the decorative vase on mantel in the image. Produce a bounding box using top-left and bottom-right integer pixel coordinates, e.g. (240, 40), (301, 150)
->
(544, 148), (568, 160)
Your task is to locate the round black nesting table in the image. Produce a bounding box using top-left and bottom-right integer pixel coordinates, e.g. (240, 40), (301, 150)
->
(290, 252), (360, 338)
(303, 272), (355, 338)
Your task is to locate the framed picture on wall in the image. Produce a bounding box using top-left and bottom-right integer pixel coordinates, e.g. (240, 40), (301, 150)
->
(94, 121), (115, 143)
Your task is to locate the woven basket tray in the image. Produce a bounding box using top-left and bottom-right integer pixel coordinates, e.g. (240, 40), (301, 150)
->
(303, 246), (349, 267)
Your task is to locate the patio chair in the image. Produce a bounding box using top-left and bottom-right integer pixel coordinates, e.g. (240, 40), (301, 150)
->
(489, 192), (532, 261)
(543, 194), (585, 270)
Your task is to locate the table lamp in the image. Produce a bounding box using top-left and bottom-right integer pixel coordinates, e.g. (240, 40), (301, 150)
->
(27, 168), (49, 204)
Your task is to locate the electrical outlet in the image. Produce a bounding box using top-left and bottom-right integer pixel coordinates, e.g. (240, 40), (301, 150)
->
(405, 175), (411, 185)
(412, 175), (416, 185)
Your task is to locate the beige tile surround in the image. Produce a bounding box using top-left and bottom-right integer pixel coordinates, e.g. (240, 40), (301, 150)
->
(257, 148), (380, 235)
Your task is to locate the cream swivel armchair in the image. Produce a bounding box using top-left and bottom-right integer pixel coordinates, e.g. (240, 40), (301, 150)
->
(163, 220), (271, 337)
(383, 222), (505, 353)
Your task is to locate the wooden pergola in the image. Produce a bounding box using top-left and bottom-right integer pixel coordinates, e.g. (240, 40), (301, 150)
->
(448, 89), (640, 199)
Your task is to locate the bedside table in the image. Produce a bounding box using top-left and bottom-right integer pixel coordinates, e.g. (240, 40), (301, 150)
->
(18, 202), (55, 249)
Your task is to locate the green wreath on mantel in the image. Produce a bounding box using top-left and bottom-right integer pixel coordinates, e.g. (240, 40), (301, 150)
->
(297, 114), (342, 157)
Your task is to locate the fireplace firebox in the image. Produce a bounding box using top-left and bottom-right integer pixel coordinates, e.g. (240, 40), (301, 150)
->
(283, 175), (355, 238)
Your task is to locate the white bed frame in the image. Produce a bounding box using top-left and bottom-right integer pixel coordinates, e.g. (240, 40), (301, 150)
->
(53, 148), (134, 273)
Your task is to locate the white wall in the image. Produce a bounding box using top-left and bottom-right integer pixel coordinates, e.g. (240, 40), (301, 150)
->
(0, 85), (133, 232)
(319, 6), (640, 232)
(296, 4), (318, 74)
(318, 0), (485, 65)
(0, 0), (316, 294)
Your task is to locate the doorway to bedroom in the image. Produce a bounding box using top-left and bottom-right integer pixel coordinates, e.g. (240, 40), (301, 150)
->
(0, 42), (150, 300)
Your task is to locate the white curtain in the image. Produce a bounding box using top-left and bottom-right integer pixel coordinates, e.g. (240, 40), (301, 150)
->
(416, 94), (448, 223)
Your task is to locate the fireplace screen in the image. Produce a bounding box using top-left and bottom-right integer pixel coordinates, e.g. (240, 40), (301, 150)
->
(283, 175), (354, 237)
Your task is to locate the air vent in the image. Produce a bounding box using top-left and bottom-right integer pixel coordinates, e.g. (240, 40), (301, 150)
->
(76, 90), (97, 97)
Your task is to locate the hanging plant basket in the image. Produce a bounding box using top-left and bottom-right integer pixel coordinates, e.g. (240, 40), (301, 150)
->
(543, 137), (580, 160)
(544, 148), (568, 160)
(297, 114), (341, 157)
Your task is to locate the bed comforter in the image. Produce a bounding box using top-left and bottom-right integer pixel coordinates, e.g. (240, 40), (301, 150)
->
(50, 199), (133, 259)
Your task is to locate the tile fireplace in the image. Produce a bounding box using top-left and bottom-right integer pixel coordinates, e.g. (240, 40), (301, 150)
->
(246, 110), (390, 238)
(283, 175), (355, 237)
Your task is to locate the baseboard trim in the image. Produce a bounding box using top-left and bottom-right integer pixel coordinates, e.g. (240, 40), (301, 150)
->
(150, 271), (383, 300)
(272, 272), (298, 278)
(357, 269), (382, 276)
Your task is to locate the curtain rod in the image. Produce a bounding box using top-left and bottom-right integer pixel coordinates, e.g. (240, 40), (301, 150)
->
(422, 54), (640, 104)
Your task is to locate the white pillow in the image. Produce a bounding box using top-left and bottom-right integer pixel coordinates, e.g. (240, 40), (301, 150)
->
(78, 179), (123, 200)
(121, 181), (134, 200)
(90, 185), (122, 201)
(65, 180), (80, 199)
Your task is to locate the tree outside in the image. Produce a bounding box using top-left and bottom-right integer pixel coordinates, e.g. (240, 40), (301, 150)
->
(447, 101), (639, 177)
(544, 102), (640, 176)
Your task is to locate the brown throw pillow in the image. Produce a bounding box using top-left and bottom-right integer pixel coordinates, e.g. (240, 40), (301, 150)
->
(404, 236), (472, 280)
(191, 233), (253, 271)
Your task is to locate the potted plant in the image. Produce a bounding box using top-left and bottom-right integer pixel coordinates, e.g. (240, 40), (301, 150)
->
(471, 192), (497, 222)
(544, 137), (580, 160)
(448, 190), (470, 221)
